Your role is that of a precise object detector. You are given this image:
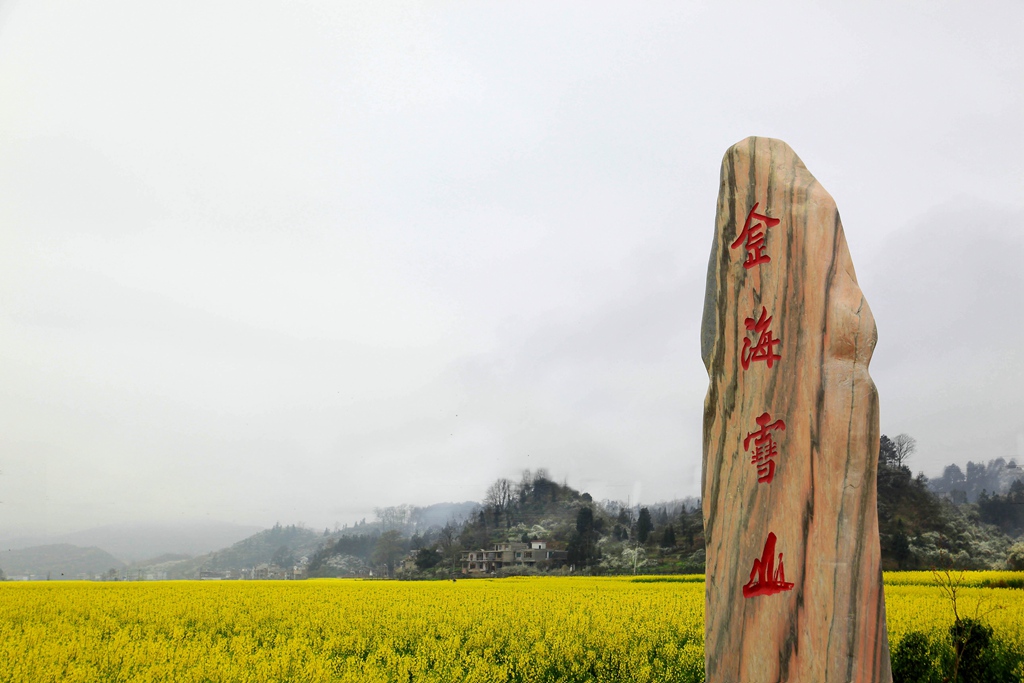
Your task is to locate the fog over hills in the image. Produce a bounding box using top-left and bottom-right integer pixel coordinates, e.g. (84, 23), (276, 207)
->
(0, 502), (482, 578)
(1, 544), (124, 578)
(0, 520), (263, 564)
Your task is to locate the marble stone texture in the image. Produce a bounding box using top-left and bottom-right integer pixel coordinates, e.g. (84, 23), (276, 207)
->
(701, 137), (892, 683)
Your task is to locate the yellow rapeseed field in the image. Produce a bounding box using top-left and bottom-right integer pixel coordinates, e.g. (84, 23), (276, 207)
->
(883, 571), (1024, 656)
(0, 573), (1021, 683)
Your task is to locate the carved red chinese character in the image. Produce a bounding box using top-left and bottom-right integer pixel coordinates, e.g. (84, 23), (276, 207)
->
(730, 201), (780, 269)
(741, 306), (781, 369)
(743, 411), (786, 484)
(742, 531), (794, 598)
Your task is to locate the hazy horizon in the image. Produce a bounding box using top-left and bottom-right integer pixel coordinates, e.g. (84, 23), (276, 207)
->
(1, 2), (1021, 537)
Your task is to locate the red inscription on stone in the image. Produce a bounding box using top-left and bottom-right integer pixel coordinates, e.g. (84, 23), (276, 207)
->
(742, 532), (794, 598)
(743, 412), (786, 484)
(741, 307), (782, 369)
(730, 202), (780, 269)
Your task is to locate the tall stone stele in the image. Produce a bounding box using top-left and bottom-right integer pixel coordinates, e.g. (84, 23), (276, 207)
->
(701, 137), (892, 683)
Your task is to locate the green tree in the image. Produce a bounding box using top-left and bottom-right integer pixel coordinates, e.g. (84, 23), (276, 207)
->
(879, 434), (897, 468)
(876, 436), (949, 569)
(438, 521), (461, 578)
(371, 530), (405, 578)
(931, 463), (967, 498)
(414, 547), (441, 571)
(978, 480), (1024, 536)
(567, 507), (601, 568)
(637, 507), (653, 544)
(678, 504), (704, 553)
(661, 524), (677, 548)
(889, 521), (911, 570)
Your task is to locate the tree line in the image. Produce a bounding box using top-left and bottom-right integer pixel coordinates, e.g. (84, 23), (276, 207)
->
(275, 438), (1024, 580)
(877, 434), (1024, 571)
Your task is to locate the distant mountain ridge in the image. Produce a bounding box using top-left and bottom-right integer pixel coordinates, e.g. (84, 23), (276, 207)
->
(1, 520), (263, 563)
(0, 504), (482, 580)
(194, 524), (322, 573)
(4, 454), (1021, 580)
(1, 544), (124, 578)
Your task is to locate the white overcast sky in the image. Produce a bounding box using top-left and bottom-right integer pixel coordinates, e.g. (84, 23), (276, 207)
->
(1, 1), (1021, 536)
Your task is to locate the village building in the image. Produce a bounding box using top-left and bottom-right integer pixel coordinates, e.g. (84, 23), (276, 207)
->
(461, 541), (567, 575)
(241, 564), (290, 580)
(199, 570), (234, 580)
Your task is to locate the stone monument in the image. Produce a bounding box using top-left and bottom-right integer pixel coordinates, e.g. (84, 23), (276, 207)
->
(701, 137), (892, 682)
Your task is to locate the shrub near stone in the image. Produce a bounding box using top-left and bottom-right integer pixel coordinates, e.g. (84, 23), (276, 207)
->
(892, 618), (1024, 683)
(948, 617), (1024, 683)
(891, 631), (940, 683)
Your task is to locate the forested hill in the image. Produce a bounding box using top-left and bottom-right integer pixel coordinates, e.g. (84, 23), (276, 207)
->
(928, 454), (1024, 504)
(168, 450), (1024, 578)
(453, 470), (707, 575)
(299, 469), (707, 578)
(4, 441), (1021, 581)
(876, 435), (1024, 570)
(0, 544), (125, 578)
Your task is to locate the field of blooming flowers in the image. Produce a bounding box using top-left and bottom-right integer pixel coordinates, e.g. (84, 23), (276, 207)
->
(0, 573), (1021, 682)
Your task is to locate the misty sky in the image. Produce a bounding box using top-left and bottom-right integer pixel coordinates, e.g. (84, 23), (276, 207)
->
(1, 2), (1021, 536)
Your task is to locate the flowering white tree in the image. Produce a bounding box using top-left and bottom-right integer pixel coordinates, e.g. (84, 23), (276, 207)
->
(621, 546), (650, 574)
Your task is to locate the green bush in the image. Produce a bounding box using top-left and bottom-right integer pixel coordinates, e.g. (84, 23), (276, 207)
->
(892, 620), (1024, 683)
(892, 631), (941, 683)
(951, 617), (992, 683)
(948, 617), (1022, 683)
